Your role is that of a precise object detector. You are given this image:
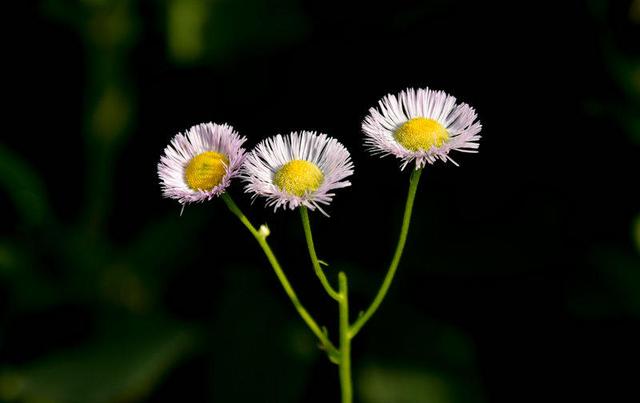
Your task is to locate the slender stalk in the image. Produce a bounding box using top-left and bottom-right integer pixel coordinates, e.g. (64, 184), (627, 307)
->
(300, 207), (340, 301)
(338, 272), (352, 403)
(350, 168), (423, 338)
(222, 193), (338, 355)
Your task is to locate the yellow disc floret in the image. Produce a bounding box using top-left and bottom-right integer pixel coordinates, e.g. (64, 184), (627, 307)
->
(394, 117), (449, 151)
(184, 151), (229, 191)
(273, 160), (324, 196)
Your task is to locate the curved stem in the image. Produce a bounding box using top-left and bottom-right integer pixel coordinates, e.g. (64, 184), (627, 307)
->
(338, 272), (352, 403)
(222, 193), (338, 355)
(300, 207), (340, 301)
(350, 168), (423, 338)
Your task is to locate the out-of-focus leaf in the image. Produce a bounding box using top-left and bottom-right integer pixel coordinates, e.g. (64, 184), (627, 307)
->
(211, 267), (317, 403)
(633, 213), (640, 253)
(569, 246), (640, 318)
(84, 0), (139, 50)
(53, 229), (109, 304)
(606, 50), (640, 102)
(111, 212), (210, 311)
(100, 263), (152, 313)
(0, 318), (196, 403)
(0, 145), (52, 229)
(595, 247), (640, 316)
(167, 0), (208, 63)
(358, 365), (452, 403)
(0, 240), (21, 274)
(621, 108), (640, 144)
(125, 212), (207, 274)
(631, 0), (640, 24)
(586, 0), (640, 144)
(0, 240), (60, 309)
(168, 0), (309, 64)
(362, 303), (478, 371)
(356, 303), (484, 403)
(89, 84), (133, 144)
(358, 362), (486, 403)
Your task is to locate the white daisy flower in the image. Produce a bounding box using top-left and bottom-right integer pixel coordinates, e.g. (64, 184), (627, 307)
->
(158, 122), (246, 204)
(243, 131), (354, 214)
(362, 87), (482, 169)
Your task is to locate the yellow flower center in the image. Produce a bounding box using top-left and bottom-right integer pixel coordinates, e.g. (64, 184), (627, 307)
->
(273, 160), (324, 196)
(394, 118), (449, 151)
(184, 151), (229, 191)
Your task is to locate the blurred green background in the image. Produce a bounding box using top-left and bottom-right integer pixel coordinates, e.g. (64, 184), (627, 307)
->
(1, 0), (639, 402)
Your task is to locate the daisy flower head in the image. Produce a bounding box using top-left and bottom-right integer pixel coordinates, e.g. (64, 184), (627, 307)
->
(243, 131), (354, 214)
(362, 87), (482, 169)
(158, 122), (246, 204)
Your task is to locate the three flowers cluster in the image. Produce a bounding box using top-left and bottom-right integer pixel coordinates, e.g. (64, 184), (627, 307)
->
(158, 87), (481, 210)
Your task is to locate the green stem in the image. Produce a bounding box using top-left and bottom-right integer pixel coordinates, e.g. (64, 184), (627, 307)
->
(338, 272), (353, 403)
(222, 193), (338, 356)
(350, 168), (423, 338)
(300, 207), (340, 301)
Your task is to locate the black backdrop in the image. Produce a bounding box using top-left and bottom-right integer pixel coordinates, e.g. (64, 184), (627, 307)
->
(2, 1), (639, 402)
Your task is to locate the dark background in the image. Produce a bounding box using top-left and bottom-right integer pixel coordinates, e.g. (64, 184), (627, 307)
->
(1, 0), (639, 402)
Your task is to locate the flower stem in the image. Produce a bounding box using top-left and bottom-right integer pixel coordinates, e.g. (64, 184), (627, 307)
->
(350, 168), (423, 338)
(300, 207), (340, 301)
(222, 193), (338, 355)
(338, 272), (352, 403)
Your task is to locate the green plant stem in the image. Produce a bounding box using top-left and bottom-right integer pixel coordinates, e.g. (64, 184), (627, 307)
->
(338, 272), (352, 403)
(222, 193), (338, 356)
(300, 207), (340, 301)
(350, 168), (423, 338)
